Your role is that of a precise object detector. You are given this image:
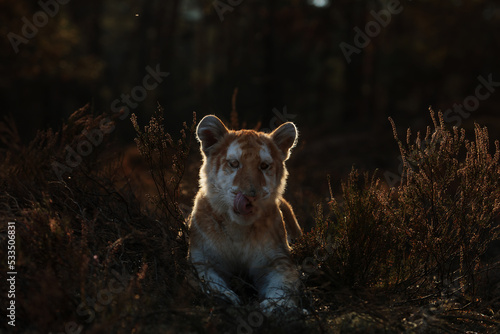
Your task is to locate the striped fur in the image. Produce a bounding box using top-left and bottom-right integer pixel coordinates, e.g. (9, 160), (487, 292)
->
(189, 115), (302, 313)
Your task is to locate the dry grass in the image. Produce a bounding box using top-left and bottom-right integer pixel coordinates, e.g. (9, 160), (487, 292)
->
(0, 106), (499, 333)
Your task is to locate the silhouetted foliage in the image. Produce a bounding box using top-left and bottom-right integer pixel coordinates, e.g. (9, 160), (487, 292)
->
(293, 110), (500, 332)
(1, 107), (499, 332)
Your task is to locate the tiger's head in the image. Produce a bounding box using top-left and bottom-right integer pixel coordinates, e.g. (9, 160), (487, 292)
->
(196, 115), (298, 226)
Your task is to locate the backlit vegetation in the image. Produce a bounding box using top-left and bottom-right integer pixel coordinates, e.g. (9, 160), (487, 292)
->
(0, 107), (498, 333)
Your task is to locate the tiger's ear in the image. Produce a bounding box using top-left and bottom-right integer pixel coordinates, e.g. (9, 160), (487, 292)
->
(270, 122), (298, 160)
(196, 115), (229, 155)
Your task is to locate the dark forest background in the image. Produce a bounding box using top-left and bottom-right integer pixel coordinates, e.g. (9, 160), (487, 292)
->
(1, 0), (500, 196)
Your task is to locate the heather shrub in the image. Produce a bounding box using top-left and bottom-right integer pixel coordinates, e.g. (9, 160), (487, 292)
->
(131, 106), (196, 230)
(328, 170), (405, 288)
(295, 109), (500, 301)
(1, 105), (498, 333)
(294, 171), (400, 288)
(391, 110), (500, 293)
(0, 105), (197, 333)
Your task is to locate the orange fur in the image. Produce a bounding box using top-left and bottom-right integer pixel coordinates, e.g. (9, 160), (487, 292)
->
(188, 115), (302, 313)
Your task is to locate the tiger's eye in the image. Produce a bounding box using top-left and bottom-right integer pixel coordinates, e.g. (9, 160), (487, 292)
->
(229, 160), (239, 168)
(260, 162), (270, 170)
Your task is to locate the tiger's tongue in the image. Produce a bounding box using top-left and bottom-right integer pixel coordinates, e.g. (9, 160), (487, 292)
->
(234, 192), (252, 215)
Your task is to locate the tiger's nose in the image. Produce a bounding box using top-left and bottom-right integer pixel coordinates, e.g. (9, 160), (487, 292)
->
(245, 188), (257, 198)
